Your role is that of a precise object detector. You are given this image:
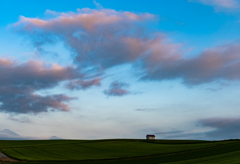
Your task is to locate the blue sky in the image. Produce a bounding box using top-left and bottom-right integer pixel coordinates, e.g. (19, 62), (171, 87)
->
(1, 0), (240, 140)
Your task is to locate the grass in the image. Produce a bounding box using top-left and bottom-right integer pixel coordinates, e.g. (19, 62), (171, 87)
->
(0, 139), (240, 163)
(166, 150), (240, 164)
(0, 140), (88, 149)
(0, 139), (215, 149)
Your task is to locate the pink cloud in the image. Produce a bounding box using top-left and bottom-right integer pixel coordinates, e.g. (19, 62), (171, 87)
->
(12, 8), (240, 87)
(142, 42), (240, 85)
(14, 8), (155, 32)
(12, 8), (159, 71)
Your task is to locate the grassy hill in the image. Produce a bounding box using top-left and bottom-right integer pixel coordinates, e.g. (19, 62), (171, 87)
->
(0, 139), (240, 163)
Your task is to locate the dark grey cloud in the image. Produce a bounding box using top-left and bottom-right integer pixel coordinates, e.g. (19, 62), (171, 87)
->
(12, 9), (240, 87)
(0, 93), (75, 114)
(147, 117), (240, 140)
(104, 81), (130, 96)
(0, 58), (82, 114)
(199, 117), (240, 139)
(148, 117), (240, 140)
(0, 59), (81, 88)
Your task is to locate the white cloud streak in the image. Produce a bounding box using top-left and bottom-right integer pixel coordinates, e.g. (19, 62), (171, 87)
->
(189, 0), (240, 11)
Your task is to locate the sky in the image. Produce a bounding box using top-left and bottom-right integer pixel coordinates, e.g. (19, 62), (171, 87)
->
(1, 0), (240, 140)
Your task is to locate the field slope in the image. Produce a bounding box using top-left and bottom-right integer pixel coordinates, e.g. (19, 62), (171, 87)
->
(0, 139), (240, 163)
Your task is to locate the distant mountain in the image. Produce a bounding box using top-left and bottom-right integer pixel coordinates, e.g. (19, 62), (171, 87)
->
(0, 129), (61, 140)
(49, 136), (62, 140)
(0, 129), (21, 140)
(1, 129), (20, 137)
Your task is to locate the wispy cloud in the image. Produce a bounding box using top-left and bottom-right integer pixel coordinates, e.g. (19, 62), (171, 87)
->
(93, 0), (103, 9)
(136, 108), (156, 112)
(189, 0), (240, 11)
(8, 116), (32, 123)
(65, 78), (101, 90)
(152, 130), (206, 140)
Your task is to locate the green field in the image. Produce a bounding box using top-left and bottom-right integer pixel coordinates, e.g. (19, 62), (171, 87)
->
(1, 139), (240, 163)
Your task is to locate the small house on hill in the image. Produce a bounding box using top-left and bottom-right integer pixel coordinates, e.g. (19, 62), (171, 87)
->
(146, 134), (155, 140)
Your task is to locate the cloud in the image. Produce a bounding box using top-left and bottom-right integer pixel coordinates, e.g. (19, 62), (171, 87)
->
(150, 117), (240, 140)
(136, 108), (156, 112)
(152, 130), (206, 140)
(104, 81), (130, 96)
(0, 58), (82, 114)
(141, 42), (240, 85)
(12, 8), (157, 71)
(8, 116), (32, 123)
(199, 117), (240, 139)
(189, 0), (240, 11)
(93, 0), (103, 9)
(0, 59), (81, 88)
(65, 78), (101, 90)
(164, 132), (206, 140)
(156, 130), (183, 135)
(12, 8), (240, 87)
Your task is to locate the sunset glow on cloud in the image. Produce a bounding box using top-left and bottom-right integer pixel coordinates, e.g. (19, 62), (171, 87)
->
(1, 0), (240, 140)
